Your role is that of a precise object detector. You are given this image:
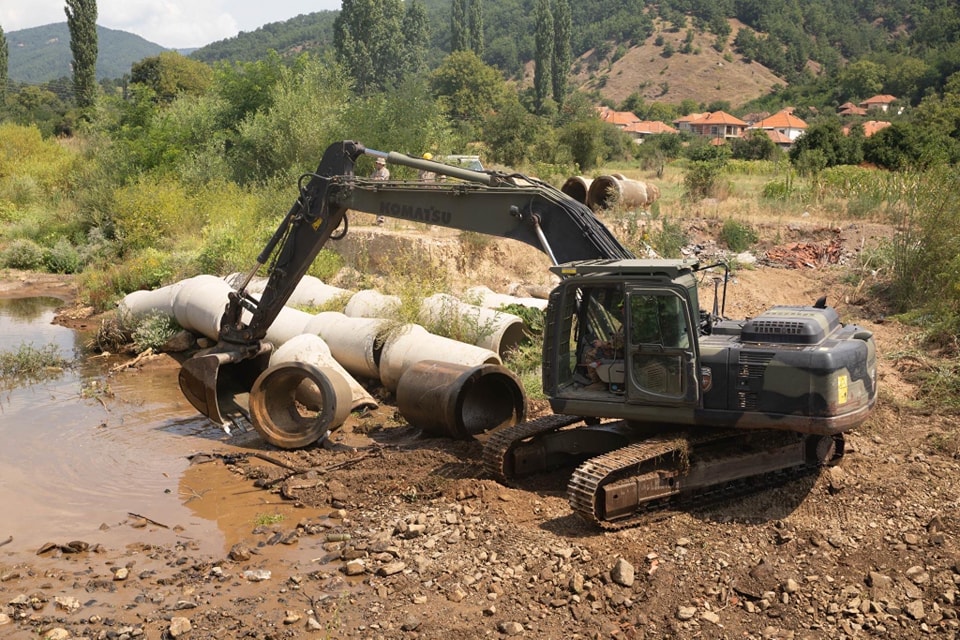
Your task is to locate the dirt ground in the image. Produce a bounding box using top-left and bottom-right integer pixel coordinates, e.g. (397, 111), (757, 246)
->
(2, 217), (959, 640)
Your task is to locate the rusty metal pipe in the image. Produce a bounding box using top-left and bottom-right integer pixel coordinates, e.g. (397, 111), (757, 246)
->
(396, 360), (526, 440)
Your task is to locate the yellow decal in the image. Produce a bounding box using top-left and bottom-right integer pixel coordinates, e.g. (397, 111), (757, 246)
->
(837, 374), (848, 404)
(311, 217), (325, 231)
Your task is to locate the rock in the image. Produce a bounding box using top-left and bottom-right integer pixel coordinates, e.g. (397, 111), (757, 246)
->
(169, 616), (192, 637)
(905, 565), (930, 585)
(905, 599), (925, 620)
(611, 558), (635, 587)
(401, 615), (421, 631)
(43, 630), (70, 640)
(701, 610), (721, 625)
(283, 611), (301, 624)
(114, 566), (129, 581)
(162, 329), (195, 352)
(228, 543), (252, 561)
(378, 561), (406, 576)
(498, 621), (524, 635)
(307, 617), (323, 631)
(0, 613), (9, 626)
(677, 606), (697, 620)
(54, 596), (81, 612)
(784, 578), (799, 594)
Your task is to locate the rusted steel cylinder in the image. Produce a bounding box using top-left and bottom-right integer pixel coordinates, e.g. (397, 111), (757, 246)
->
(396, 360), (527, 440)
(587, 175), (657, 210)
(561, 176), (593, 205)
(248, 360), (353, 449)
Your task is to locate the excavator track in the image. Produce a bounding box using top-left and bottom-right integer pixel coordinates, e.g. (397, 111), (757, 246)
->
(483, 414), (585, 485)
(568, 430), (845, 530)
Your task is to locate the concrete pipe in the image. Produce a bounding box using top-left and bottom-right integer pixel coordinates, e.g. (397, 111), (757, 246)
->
(248, 360), (353, 449)
(270, 334), (377, 412)
(118, 280), (184, 320)
(465, 285), (549, 312)
(303, 312), (388, 381)
(379, 324), (501, 392)
(587, 175), (654, 211)
(561, 176), (593, 205)
(344, 289), (401, 318)
(170, 275), (234, 340)
(396, 360), (527, 440)
(419, 293), (527, 359)
(229, 273), (352, 309)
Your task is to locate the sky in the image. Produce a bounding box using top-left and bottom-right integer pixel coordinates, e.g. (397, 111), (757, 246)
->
(1, 0), (343, 49)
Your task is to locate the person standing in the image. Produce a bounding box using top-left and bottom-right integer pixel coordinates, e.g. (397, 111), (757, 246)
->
(418, 152), (436, 182)
(371, 157), (390, 224)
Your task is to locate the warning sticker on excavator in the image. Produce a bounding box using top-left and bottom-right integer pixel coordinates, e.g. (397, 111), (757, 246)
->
(838, 374), (848, 404)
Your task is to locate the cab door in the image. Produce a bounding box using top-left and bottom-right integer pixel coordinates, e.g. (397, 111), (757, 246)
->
(624, 287), (701, 407)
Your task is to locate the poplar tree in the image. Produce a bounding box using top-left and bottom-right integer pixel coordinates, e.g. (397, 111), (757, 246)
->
(335, 0), (405, 93)
(65, 0), (98, 111)
(469, 0), (484, 58)
(552, 0), (571, 106)
(402, 0), (429, 76)
(534, 0), (553, 112)
(0, 26), (7, 105)
(451, 0), (469, 52)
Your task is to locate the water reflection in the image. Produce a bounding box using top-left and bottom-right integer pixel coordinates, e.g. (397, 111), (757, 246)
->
(0, 296), (243, 555)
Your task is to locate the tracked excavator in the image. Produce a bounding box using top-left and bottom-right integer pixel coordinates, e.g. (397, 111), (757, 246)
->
(178, 140), (877, 529)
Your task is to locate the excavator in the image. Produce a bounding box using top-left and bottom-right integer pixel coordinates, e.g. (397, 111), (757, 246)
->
(178, 140), (877, 529)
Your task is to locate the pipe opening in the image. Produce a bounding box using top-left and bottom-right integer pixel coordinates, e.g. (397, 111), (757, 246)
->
(249, 362), (352, 449)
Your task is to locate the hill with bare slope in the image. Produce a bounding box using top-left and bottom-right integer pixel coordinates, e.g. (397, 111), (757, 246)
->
(572, 19), (785, 109)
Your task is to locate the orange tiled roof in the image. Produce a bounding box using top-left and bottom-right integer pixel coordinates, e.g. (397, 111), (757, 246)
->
(762, 129), (793, 144)
(861, 120), (892, 137)
(697, 111), (748, 126)
(751, 110), (807, 129)
(624, 120), (678, 134)
(839, 105), (868, 116)
(598, 108), (640, 126)
(674, 112), (707, 125)
(860, 94), (897, 106)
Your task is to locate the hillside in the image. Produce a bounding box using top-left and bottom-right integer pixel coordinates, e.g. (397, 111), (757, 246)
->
(6, 23), (168, 84)
(573, 19), (785, 108)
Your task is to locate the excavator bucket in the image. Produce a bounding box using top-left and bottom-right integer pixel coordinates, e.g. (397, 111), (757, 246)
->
(178, 344), (273, 431)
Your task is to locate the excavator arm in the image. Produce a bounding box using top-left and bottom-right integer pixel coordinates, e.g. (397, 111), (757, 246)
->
(180, 140), (631, 427)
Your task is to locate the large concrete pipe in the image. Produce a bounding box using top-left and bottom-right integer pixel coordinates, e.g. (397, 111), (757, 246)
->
(268, 333), (376, 412)
(396, 360), (527, 440)
(248, 361), (354, 449)
(379, 324), (501, 392)
(561, 176), (593, 205)
(587, 175), (660, 211)
(419, 293), (527, 359)
(344, 289), (401, 318)
(170, 275), (234, 340)
(303, 312), (387, 381)
(228, 274), (352, 309)
(465, 285), (549, 312)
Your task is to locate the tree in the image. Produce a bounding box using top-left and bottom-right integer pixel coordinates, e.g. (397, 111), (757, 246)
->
(65, 0), (98, 111)
(552, 0), (572, 107)
(469, 0), (484, 58)
(130, 52), (213, 102)
(788, 119), (860, 169)
(0, 26), (8, 106)
(451, 0), (469, 52)
(731, 129), (780, 160)
(534, 0), (553, 112)
(334, 0), (405, 93)
(429, 50), (506, 135)
(401, 0), (430, 76)
(838, 59), (884, 102)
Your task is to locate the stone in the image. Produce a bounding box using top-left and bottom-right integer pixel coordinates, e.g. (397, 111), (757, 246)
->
(378, 561), (406, 576)
(677, 606), (697, 620)
(169, 616), (192, 637)
(611, 558), (635, 587)
(498, 621), (525, 636)
(905, 599), (925, 620)
(701, 610), (721, 625)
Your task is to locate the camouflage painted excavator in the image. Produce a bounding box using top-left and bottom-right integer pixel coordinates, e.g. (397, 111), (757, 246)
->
(178, 140), (877, 529)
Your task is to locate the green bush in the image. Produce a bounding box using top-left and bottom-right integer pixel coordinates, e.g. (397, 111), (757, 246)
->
(1, 238), (45, 269)
(719, 219), (759, 252)
(132, 311), (181, 353)
(44, 238), (83, 274)
(112, 176), (195, 254)
(653, 218), (688, 258)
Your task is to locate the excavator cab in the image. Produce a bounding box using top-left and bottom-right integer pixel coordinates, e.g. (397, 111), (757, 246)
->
(544, 259), (703, 421)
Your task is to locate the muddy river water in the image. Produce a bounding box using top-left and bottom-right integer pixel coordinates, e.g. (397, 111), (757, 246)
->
(0, 296), (328, 559)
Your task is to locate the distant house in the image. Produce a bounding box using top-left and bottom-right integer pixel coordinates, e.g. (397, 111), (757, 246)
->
(681, 111), (748, 142)
(746, 110), (808, 147)
(859, 94), (897, 113)
(838, 102), (868, 116)
(623, 120), (678, 143)
(597, 106), (641, 129)
(673, 113), (707, 134)
(843, 120), (892, 137)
